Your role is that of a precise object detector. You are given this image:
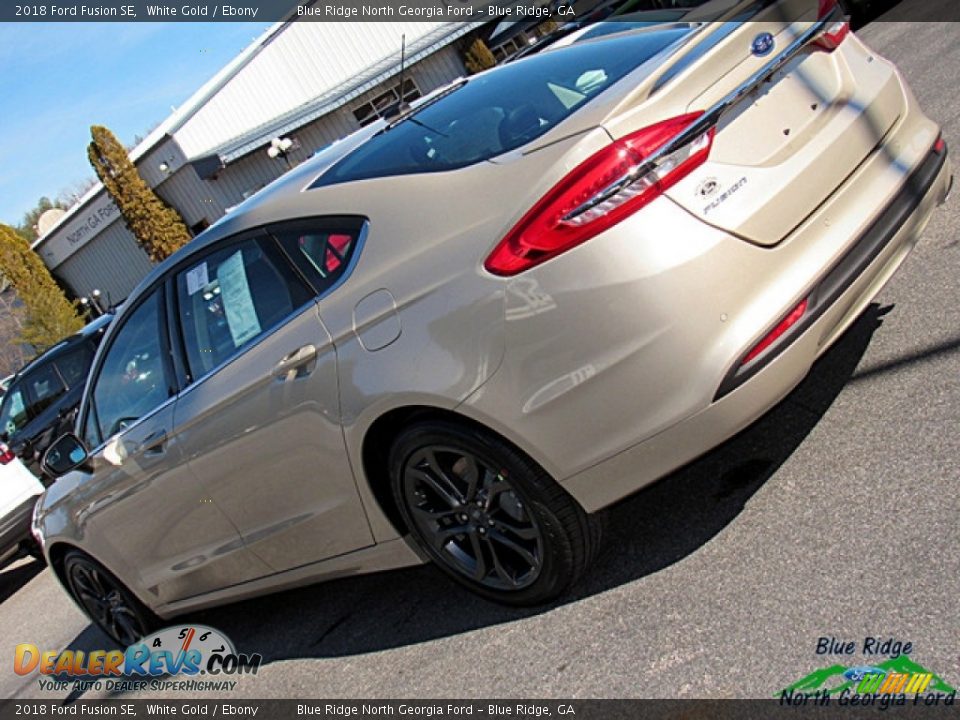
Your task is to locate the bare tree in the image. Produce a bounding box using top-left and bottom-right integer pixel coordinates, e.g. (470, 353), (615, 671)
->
(56, 177), (99, 210)
(0, 291), (32, 376)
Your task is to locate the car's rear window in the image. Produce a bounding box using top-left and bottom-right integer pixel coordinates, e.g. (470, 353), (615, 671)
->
(311, 28), (692, 188)
(578, 15), (689, 43)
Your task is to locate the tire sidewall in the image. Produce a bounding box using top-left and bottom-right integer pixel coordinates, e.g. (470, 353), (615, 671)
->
(389, 421), (577, 606)
(63, 550), (156, 647)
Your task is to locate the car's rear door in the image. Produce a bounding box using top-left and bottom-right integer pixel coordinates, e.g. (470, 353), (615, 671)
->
(170, 229), (373, 574)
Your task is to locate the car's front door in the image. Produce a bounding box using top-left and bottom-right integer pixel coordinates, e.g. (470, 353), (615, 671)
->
(170, 232), (373, 573)
(76, 287), (272, 605)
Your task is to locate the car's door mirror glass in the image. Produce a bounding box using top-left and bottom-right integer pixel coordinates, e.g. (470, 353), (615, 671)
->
(43, 434), (89, 476)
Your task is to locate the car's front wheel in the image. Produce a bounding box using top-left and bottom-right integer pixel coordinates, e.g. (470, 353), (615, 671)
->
(389, 420), (597, 605)
(62, 550), (157, 647)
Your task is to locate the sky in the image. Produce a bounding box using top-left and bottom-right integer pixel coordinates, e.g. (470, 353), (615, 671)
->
(0, 22), (273, 228)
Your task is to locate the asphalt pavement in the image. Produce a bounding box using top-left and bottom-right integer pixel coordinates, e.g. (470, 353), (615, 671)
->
(1, 17), (958, 701)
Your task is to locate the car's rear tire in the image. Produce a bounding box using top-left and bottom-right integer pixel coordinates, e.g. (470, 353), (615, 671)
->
(389, 420), (596, 605)
(62, 550), (158, 647)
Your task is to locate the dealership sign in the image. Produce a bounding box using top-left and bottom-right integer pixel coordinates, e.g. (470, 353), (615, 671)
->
(38, 190), (121, 268)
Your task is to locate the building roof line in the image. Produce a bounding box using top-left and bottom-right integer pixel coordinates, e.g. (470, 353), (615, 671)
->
(195, 22), (481, 167)
(34, 21), (290, 249)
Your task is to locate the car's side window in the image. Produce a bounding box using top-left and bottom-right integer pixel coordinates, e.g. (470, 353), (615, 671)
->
(175, 236), (313, 380)
(55, 343), (94, 388)
(0, 387), (29, 437)
(24, 362), (67, 417)
(85, 290), (172, 448)
(271, 218), (365, 298)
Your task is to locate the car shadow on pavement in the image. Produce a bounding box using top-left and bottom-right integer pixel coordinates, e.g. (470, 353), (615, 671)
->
(0, 557), (44, 605)
(57, 303), (886, 683)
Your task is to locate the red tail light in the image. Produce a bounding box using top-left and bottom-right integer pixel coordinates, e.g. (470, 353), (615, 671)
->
(484, 113), (714, 276)
(742, 298), (809, 365)
(817, 0), (838, 17)
(0, 443), (15, 465)
(815, 0), (849, 51)
(814, 21), (850, 51)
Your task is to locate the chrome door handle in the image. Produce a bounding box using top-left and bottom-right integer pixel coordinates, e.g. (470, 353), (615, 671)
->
(140, 430), (168, 457)
(273, 344), (318, 379)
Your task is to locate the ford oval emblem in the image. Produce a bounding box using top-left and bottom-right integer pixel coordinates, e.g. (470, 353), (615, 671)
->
(751, 32), (776, 57)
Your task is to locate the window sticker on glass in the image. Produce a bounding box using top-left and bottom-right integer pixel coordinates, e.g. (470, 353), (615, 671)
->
(186, 262), (210, 296)
(218, 251), (261, 346)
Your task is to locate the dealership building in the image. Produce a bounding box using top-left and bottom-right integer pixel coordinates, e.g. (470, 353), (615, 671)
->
(33, 19), (490, 304)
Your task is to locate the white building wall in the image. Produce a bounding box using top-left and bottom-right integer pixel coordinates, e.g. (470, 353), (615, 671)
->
(174, 22), (446, 159)
(52, 220), (153, 303)
(211, 46), (467, 206)
(154, 167), (230, 230)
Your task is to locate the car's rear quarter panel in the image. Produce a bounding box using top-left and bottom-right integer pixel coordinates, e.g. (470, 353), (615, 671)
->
(460, 30), (947, 508)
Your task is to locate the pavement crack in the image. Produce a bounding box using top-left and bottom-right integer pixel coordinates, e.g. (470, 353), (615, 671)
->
(311, 612), (353, 648)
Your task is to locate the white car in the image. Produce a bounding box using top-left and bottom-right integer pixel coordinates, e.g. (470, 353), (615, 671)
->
(0, 441), (44, 566)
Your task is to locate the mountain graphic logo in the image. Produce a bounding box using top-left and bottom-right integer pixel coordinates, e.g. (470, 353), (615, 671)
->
(778, 656), (957, 697)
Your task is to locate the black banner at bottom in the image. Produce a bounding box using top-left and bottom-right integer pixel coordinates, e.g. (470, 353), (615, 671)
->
(2, 699), (960, 720)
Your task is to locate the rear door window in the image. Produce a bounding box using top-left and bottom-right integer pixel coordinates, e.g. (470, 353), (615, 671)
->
(54, 343), (94, 388)
(270, 217), (366, 298)
(0, 387), (29, 437)
(175, 235), (314, 380)
(23, 363), (66, 417)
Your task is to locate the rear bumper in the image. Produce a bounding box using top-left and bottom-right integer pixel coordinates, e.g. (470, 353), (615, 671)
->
(562, 145), (951, 513)
(716, 142), (949, 398)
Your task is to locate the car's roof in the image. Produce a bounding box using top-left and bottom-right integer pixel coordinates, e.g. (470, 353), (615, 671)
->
(76, 312), (113, 338)
(11, 313), (113, 380)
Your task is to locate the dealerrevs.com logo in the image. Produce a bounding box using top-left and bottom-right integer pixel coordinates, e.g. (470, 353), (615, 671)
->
(778, 636), (957, 709)
(15, 625), (262, 693)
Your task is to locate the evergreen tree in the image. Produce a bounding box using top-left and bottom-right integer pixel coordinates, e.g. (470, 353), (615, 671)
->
(87, 125), (191, 262)
(464, 39), (497, 74)
(14, 196), (67, 244)
(0, 292), (30, 375)
(0, 224), (83, 352)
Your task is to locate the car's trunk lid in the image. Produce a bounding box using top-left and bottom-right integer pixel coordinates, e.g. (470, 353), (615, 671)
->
(602, 4), (903, 246)
(667, 23), (902, 245)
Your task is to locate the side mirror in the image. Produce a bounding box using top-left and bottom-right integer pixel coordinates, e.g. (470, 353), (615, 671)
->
(42, 434), (90, 477)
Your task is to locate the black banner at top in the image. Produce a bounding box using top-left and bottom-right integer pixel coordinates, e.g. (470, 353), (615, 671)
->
(1, 0), (959, 22)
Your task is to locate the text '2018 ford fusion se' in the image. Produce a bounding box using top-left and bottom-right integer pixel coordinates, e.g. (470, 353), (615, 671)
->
(36, 0), (950, 646)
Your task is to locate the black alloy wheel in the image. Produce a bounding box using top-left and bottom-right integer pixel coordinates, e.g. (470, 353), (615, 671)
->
(390, 420), (597, 605)
(63, 551), (156, 647)
(403, 445), (544, 590)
